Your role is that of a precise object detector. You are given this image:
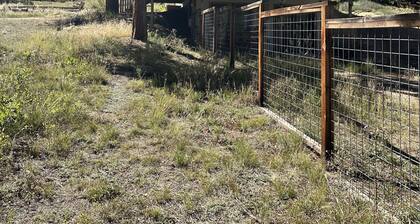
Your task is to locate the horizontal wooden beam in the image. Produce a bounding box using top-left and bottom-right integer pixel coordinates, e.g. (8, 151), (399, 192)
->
(240, 0), (262, 12)
(210, 0), (254, 5)
(327, 13), (420, 29)
(261, 108), (321, 155)
(260, 1), (326, 18)
(146, 0), (183, 3)
(201, 6), (215, 15)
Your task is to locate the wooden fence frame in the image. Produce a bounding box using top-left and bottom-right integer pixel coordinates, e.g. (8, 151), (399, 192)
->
(258, 1), (333, 163)
(327, 12), (420, 29)
(199, 1), (420, 220)
(200, 1), (420, 166)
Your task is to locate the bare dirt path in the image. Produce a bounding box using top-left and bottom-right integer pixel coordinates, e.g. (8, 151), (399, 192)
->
(0, 17), (61, 42)
(99, 75), (136, 134)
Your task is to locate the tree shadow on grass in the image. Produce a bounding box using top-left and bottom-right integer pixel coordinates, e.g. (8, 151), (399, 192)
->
(92, 38), (255, 92)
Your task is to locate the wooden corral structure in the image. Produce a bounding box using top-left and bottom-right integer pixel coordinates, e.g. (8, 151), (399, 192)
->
(128, 0), (333, 43)
(184, 0), (343, 43)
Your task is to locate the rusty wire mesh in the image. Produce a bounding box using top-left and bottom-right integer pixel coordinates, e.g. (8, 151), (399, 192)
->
(331, 27), (420, 218)
(262, 12), (322, 142)
(203, 10), (215, 51)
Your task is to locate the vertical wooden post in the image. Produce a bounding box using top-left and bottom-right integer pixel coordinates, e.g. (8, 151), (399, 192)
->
(321, 4), (334, 165)
(201, 12), (205, 47)
(132, 0), (147, 41)
(229, 4), (235, 69)
(258, 4), (264, 106)
(213, 7), (217, 53)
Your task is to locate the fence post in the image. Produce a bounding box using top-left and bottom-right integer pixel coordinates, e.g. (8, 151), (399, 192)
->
(321, 3), (334, 165)
(201, 13), (205, 47)
(258, 3), (264, 106)
(229, 4), (235, 69)
(213, 7), (217, 53)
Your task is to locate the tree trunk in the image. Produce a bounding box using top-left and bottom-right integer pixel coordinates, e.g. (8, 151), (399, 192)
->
(132, 0), (147, 41)
(348, 0), (353, 16)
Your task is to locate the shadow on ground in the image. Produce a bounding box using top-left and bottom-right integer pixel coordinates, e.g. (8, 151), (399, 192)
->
(90, 36), (255, 92)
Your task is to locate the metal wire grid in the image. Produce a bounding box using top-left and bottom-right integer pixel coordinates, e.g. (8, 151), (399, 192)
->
(203, 11), (215, 51)
(262, 12), (322, 143)
(331, 28), (420, 216)
(215, 7), (231, 56)
(119, 0), (132, 14)
(235, 7), (259, 70)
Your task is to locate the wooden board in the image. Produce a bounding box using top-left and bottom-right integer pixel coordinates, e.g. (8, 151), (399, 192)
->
(327, 13), (420, 29)
(261, 108), (321, 154)
(320, 4), (334, 164)
(240, 0), (262, 12)
(260, 1), (326, 18)
(201, 6), (215, 15)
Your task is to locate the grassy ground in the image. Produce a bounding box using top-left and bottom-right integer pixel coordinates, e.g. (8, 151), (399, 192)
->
(336, 0), (416, 17)
(0, 0), (104, 18)
(0, 13), (388, 223)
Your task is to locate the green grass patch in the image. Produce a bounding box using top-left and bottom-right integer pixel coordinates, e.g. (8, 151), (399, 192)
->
(84, 179), (121, 202)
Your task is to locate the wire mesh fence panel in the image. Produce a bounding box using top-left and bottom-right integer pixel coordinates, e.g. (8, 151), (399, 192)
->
(119, 0), (132, 14)
(215, 6), (231, 56)
(331, 27), (420, 219)
(235, 6), (259, 88)
(262, 12), (322, 143)
(203, 10), (215, 52)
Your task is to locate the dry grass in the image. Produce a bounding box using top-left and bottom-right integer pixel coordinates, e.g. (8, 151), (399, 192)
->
(336, 0), (416, 17)
(0, 16), (386, 223)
